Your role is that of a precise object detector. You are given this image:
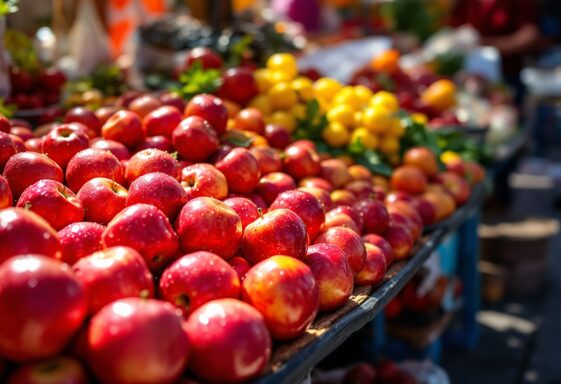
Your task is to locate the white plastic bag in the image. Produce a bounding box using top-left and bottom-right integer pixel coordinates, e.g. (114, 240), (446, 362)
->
(68, 0), (110, 77)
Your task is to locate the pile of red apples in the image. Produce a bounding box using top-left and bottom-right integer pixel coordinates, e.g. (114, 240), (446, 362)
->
(0, 91), (482, 383)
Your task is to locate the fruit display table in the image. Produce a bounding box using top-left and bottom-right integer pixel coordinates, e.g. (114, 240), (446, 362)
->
(256, 183), (485, 384)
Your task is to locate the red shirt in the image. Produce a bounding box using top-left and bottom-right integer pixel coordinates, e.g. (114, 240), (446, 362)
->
(450, 0), (538, 75)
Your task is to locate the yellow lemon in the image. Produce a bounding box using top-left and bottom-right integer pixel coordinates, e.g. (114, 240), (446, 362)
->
(248, 95), (272, 115)
(253, 68), (273, 93)
(441, 150), (461, 164)
(322, 121), (350, 147)
(370, 91), (399, 112)
(379, 136), (400, 154)
(266, 53), (298, 80)
(268, 111), (296, 132)
(354, 85), (373, 107)
(291, 77), (315, 101)
(411, 112), (428, 125)
(362, 106), (392, 134)
(388, 118), (406, 137)
(268, 82), (298, 110)
(351, 127), (379, 150)
(332, 86), (360, 109)
(327, 103), (355, 127)
(313, 77), (343, 101)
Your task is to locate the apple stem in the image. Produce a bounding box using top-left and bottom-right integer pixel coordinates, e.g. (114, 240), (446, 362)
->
(257, 207), (264, 219)
(139, 289), (150, 300)
(23, 201), (32, 210)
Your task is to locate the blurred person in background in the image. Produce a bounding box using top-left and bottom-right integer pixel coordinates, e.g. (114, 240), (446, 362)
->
(449, 0), (541, 104)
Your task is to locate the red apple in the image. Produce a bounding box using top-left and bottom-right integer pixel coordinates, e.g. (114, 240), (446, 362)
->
(234, 107), (265, 134)
(184, 47), (223, 70)
(0, 175), (12, 208)
(58, 222), (104, 265)
(464, 160), (485, 184)
(84, 298), (189, 384)
(0, 114), (10, 133)
(9, 134), (25, 152)
(220, 67), (258, 106)
(127, 172), (187, 220)
(411, 196), (437, 225)
(128, 95), (162, 119)
(242, 256), (319, 340)
(328, 205), (363, 231)
(10, 126), (33, 141)
(102, 203), (179, 272)
(64, 107), (102, 137)
(24, 137), (43, 152)
(250, 146), (282, 175)
(242, 208), (307, 264)
(135, 135), (174, 152)
(343, 363), (378, 384)
(101, 110), (145, 149)
(437, 171), (471, 205)
(3, 152), (63, 197)
(304, 243), (353, 311)
(66, 148), (124, 192)
(143, 105), (182, 138)
(391, 165), (428, 195)
(41, 124), (89, 169)
(90, 138), (131, 160)
(215, 147), (261, 194)
(7, 356), (88, 384)
(331, 189), (357, 207)
(385, 223), (414, 260)
(299, 176), (334, 192)
(116, 90), (142, 108)
(95, 106), (121, 125)
(323, 210), (360, 233)
(264, 124), (291, 149)
(160, 92), (186, 111)
(387, 209), (422, 241)
(0, 208), (61, 263)
(362, 233), (394, 266)
(355, 243), (387, 286)
(175, 197), (242, 259)
(403, 146), (439, 177)
(353, 199), (389, 235)
(348, 164), (372, 181)
(255, 172), (296, 205)
(73, 246), (154, 315)
(16, 180), (84, 230)
(77, 177), (128, 225)
(172, 116), (218, 162)
(228, 255), (252, 280)
(184, 299), (271, 382)
(159, 251), (240, 316)
(298, 186), (333, 212)
(345, 180), (375, 200)
(183, 94), (228, 135)
(223, 197), (259, 231)
(125, 148), (180, 185)
(180, 163), (228, 200)
(283, 143), (321, 180)
(385, 191), (413, 205)
(314, 226), (366, 274)
(386, 200), (423, 235)
(270, 190), (326, 240)
(0, 255), (87, 362)
(319, 159), (352, 188)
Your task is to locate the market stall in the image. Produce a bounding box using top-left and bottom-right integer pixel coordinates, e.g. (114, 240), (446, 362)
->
(0, 1), (546, 384)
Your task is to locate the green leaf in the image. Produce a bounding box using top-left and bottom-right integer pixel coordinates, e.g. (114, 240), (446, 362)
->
(173, 61), (223, 101)
(226, 35), (253, 67)
(354, 149), (393, 177)
(221, 130), (254, 148)
(0, 97), (16, 117)
(347, 136), (366, 155)
(293, 99), (328, 141)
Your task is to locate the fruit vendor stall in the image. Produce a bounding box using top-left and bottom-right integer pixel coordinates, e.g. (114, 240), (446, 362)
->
(0, 1), (540, 384)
